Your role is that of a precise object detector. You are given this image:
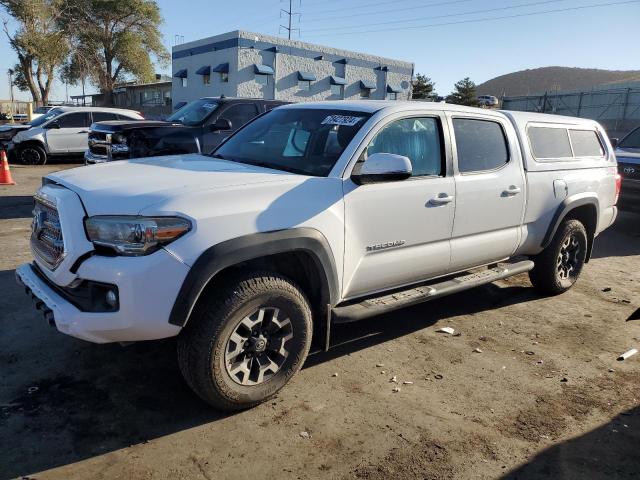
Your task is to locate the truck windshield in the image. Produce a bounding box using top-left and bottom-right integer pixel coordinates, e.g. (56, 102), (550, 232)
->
(27, 108), (63, 127)
(211, 108), (371, 176)
(620, 127), (640, 149)
(167, 99), (219, 126)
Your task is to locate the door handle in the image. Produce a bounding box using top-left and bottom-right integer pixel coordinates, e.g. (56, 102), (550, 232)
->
(429, 193), (454, 205)
(503, 185), (521, 196)
(78, 130), (89, 134)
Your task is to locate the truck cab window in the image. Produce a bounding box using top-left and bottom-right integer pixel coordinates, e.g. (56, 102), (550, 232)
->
(366, 117), (443, 177)
(453, 118), (509, 172)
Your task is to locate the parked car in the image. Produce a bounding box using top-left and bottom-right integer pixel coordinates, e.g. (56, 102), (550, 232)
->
(17, 101), (618, 410)
(30, 105), (56, 121)
(0, 120), (35, 151)
(8, 106), (143, 165)
(477, 95), (500, 107)
(85, 97), (288, 164)
(614, 126), (640, 212)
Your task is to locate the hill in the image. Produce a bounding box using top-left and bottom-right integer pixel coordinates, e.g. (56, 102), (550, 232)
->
(476, 67), (640, 97)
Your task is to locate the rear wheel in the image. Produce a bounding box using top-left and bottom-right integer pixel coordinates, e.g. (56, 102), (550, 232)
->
(177, 272), (312, 411)
(529, 219), (588, 295)
(17, 144), (47, 165)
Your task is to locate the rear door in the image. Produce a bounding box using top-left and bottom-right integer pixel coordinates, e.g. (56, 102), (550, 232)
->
(447, 113), (526, 270)
(45, 112), (91, 153)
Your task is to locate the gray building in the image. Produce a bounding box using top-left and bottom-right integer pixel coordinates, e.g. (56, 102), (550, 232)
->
(171, 30), (414, 108)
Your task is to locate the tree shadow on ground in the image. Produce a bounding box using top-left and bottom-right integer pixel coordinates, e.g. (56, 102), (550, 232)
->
(0, 195), (34, 219)
(502, 406), (640, 479)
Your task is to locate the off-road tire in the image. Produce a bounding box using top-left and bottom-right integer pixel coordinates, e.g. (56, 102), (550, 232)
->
(17, 144), (47, 165)
(177, 272), (312, 411)
(529, 219), (588, 295)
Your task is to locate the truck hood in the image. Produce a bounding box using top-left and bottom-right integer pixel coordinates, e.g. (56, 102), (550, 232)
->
(615, 147), (640, 163)
(47, 154), (298, 215)
(91, 120), (182, 132)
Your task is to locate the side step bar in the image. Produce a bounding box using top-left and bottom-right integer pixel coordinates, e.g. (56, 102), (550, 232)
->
(331, 260), (534, 325)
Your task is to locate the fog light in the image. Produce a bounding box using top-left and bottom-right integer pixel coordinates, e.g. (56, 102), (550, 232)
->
(105, 290), (117, 308)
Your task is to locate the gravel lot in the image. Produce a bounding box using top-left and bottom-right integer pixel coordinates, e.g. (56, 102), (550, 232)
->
(1, 164), (639, 480)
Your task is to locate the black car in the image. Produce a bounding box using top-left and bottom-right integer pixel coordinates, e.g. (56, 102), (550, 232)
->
(614, 127), (640, 212)
(85, 97), (288, 163)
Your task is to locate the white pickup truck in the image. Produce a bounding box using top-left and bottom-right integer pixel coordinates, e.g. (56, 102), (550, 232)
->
(16, 101), (619, 410)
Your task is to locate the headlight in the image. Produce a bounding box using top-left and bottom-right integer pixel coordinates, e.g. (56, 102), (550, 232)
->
(84, 216), (191, 255)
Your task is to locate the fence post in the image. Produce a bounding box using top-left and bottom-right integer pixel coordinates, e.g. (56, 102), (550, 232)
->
(577, 92), (584, 117)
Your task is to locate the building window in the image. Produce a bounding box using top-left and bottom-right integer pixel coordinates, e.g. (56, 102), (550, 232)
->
(221, 72), (229, 83)
(181, 77), (187, 87)
(203, 73), (210, 85)
(386, 92), (397, 100)
(256, 74), (269, 86)
(299, 80), (311, 91)
(331, 84), (343, 97)
(360, 88), (371, 98)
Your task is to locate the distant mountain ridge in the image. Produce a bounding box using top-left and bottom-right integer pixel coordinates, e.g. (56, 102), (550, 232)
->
(476, 67), (640, 97)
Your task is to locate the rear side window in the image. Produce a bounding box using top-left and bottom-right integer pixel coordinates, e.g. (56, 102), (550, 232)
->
(528, 127), (573, 158)
(453, 118), (509, 173)
(569, 129), (604, 157)
(92, 112), (118, 122)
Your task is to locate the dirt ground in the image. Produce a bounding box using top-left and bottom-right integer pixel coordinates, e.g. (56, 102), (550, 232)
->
(1, 164), (639, 480)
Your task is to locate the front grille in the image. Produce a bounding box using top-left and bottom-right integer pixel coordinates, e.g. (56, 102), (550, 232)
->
(30, 196), (65, 269)
(88, 130), (110, 158)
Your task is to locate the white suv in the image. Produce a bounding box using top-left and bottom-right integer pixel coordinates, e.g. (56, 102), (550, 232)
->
(9, 106), (143, 165)
(16, 101), (619, 410)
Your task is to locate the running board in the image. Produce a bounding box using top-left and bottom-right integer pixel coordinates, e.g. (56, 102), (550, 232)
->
(331, 260), (534, 324)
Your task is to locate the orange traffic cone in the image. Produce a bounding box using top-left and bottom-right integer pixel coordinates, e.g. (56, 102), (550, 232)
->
(0, 149), (16, 185)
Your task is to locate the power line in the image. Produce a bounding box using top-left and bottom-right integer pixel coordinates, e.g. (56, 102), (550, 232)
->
(305, 0), (640, 37)
(280, 0), (301, 39)
(304, 0), (567, 32)
(304, 0), (474, 21)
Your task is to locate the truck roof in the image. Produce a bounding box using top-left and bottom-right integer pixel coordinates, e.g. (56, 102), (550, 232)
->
(52, 106), (142, 116)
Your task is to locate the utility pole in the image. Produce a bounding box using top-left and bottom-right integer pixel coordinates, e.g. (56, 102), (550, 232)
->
(280, 0), (300, 39)
(8, 69), (14, 103)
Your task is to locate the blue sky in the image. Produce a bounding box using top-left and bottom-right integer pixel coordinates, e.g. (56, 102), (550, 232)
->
(1, 0), (638, 101)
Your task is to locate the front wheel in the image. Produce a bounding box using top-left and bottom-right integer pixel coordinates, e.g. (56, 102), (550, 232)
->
(177, 272), (312, 411)
(17, 144), (47, 165)
(529, 219), (588, 295)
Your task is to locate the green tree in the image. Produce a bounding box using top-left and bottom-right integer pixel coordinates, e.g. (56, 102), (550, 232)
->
(64, 0), (169, 105)
(412, 73), (436, 100)
(446, 77), (479, 106)
(1, 0), (70, 105)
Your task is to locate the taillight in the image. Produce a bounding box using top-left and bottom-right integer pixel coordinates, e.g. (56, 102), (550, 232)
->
(615, 173), (622, 205)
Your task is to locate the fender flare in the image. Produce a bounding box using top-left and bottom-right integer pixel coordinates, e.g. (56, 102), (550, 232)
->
(541, 195), (599, 259)
(168, 228), (339, 327)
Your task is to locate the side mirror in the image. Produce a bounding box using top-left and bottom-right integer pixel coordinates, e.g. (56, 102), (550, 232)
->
(610, 138), (619, 149)
(46, 121), (60, 129)
(210, 117), (232, 132)
(351, 152), (412, 185)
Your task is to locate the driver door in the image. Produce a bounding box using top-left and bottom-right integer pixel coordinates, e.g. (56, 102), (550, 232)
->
(342, 113), (455, 300)
(45, 112), (91, 153)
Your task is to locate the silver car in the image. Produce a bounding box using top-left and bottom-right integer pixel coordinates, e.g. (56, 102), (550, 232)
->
(8, 106), (143, 165)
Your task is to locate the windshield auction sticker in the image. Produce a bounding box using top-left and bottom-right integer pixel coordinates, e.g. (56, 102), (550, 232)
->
(321, 115), (364, 127)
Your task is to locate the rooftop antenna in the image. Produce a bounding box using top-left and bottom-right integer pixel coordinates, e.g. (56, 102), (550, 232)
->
(173, 34), (184, 46)
(279, 0), (301, 39)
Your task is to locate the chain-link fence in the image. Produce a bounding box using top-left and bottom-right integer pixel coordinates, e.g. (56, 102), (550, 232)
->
(502, 86), (640, 139)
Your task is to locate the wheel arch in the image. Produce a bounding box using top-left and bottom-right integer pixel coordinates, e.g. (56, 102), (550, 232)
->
(168, 228), (339, 328)
(542, 196), (599, 262)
